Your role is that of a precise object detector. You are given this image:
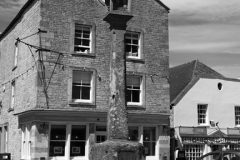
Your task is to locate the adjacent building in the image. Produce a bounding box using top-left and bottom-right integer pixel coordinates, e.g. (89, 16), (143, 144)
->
(170, 60), (240, 160)
(0, 0), (170, 160)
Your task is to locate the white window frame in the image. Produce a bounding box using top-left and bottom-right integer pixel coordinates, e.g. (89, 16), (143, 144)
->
(126, 75), (143, 105)
(197, 104), (208, 126)
(48, 123), (89, 160)
(184, 145), (204, 160)
(128, 125), (159, 160)
(0, 125), (8, 153)
(10, 81), (15, 109)
(235, 106), (240, 126)
(74, 24), (92, 54)
(21, 124), (31, 159)
(72, 70), (93, 103)
(125, 31), (141, 59)
(14, 42), (18, 67)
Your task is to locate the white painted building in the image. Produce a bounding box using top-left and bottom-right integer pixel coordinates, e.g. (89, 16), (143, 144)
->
(170, 60), (240, 160)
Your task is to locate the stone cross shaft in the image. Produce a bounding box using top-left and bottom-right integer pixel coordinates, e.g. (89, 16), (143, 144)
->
(104, 13), (133, 140)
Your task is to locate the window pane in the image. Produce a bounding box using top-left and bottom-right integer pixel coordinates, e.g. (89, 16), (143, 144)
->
(49, 142), (65, 157)
(72, 85), (80, 99)
(197, 104), (207, 125)
(132, 33), (138, 39)
(82, 26), (90, 32)
(81, 87), (90, 100)
(143, 127), (156, 141)
(75, 38), (81, 45)
(96, 135), (107, 143)
(96, 126), (107, 132)
(132, 46), (138, 53)
(125, 39), (131, 44)
(70, 125), (86, 157)
(143, 142), (155, 156)
(83, 33), (90, 38)
(82, 39), (90, 46)
(126, 90), (131, 102)
(184, 145), (204, 160)
(143, 127), (156, 156)
(70, 142), (85, 156)
(50, 125), (66, 140)
(49, 125), (66, 157)
(127, 76), (141, 103)
(75, 33), (82, 38)
(127, 76), (140, 86)
(128, 126), (138, 141)
(125, 45), (131, 52)
(133, 39), (138, 45)
(125, 33), (131, 38)
(71, 125), (86, 140)
(235, 106), (240, 125)
(132, 90), (140, 102)
(73, 71), (91, 84)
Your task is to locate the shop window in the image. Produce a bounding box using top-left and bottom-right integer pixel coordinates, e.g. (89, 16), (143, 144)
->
(74, 24), (92, 54)
(70, 125), (86, 156)
(49, 125), (66, 157)
(21, 124), (31, 159)
(184, 145), (204, 160)
(235, 106), (240, 126)
(230, 145), (240, 150)
(143, 127), (156, 156)
(49, 124), (87, 159)
(95, 125), (107, 143)
(0, 125), (8, 153)
(128, 126), (139, 141)
(72, 71), (92, 103)
(128, 126), (158, 158)
(126, 75), (142, 105)
(125, 31), (141, 59)
(197, 104), (208, 125)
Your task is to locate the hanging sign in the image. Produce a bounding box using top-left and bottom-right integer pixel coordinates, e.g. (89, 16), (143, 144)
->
(182, 137), (240, 145)
(227, 128), (240, 136)
(179, 127), (207, 135)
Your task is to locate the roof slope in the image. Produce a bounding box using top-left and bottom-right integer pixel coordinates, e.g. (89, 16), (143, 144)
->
(170, 60), (225, 105)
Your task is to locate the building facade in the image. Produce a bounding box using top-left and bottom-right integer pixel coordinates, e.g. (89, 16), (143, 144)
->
(170, 60), (240, 160)
(0, 0), (170, 160)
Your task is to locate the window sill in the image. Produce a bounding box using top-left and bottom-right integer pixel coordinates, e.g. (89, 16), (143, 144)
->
(71, 52), (96, 57)
(126, 58), (145, 63)
(12, 66), (17, 71)
(197, 124), (210, 127)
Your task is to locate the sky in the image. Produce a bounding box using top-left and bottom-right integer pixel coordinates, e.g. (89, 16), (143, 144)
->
(0, 0), (239, 78)
(161, 0), (240, 78)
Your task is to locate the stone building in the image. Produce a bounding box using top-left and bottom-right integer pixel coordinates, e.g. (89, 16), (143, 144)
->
(0, 0), (170, 160)
(170, 60), (240, 160)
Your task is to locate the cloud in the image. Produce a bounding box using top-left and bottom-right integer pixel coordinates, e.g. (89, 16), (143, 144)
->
(0, 0), (27, 32)
(212, 64), (240, 78)
(0, 0), (23, 8)
(163, 0), (240, 27)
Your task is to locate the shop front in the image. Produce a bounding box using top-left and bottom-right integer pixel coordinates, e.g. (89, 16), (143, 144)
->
(174, 127), (240, 160)
(16, 110), (170, 160)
